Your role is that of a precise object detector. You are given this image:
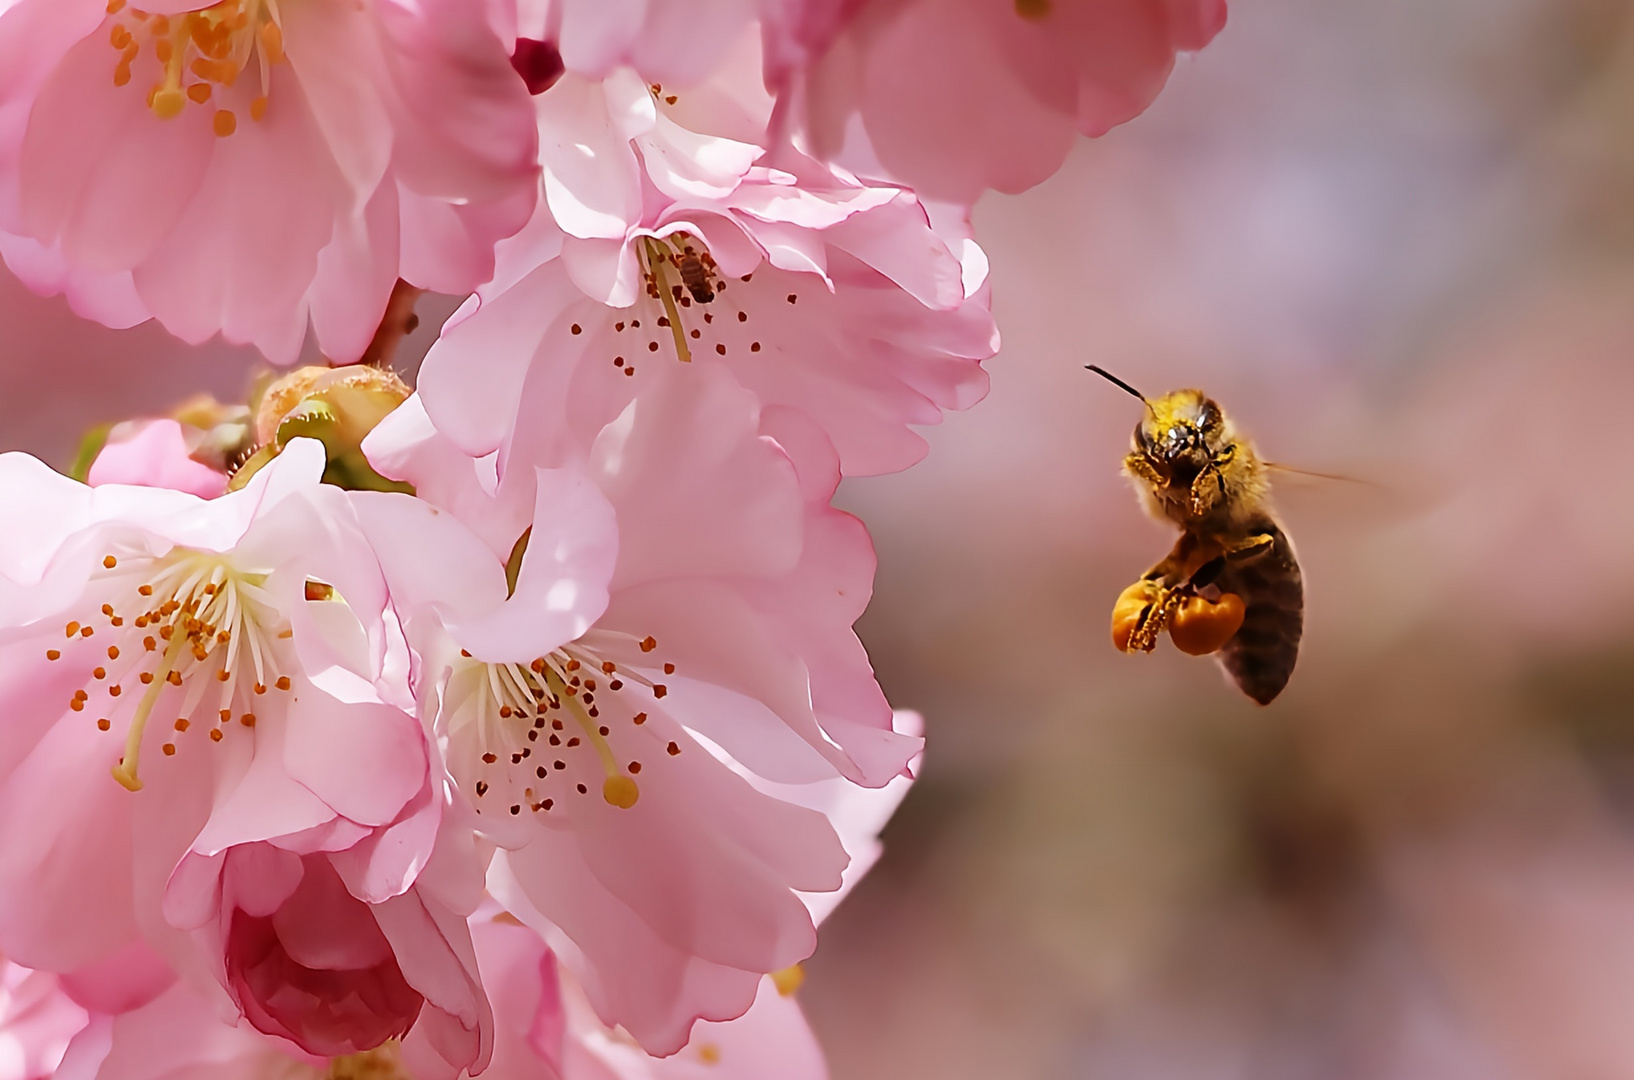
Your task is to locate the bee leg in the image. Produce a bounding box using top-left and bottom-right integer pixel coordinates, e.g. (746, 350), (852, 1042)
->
(1126, 453), (1166, 488)
(1127, 586), (1186, 653)
(1187, 555), (1226, 590)
(1225, 533), (1274, 561)
(1189, 465), (1222, 517)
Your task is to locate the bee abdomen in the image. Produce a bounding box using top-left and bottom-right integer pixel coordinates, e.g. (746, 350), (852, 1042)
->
(1216, 521), (1303, 705)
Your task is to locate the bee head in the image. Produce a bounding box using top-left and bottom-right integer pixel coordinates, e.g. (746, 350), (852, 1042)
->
(1085, 368), (1232, 487)
(1135, 390), (1226, 482)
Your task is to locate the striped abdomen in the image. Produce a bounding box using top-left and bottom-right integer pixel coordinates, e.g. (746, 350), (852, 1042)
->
(1214, 515), (1303, 704)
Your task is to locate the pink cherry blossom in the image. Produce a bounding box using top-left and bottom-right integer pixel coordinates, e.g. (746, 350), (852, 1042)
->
(0, 440), (451, 1059)
(762, 0), (1229, 201)
(0, 0), (539, 363)
(0, 960), (87, 1080)
(416, 17), (994, 478)
(356, 366), (913, 1052)
(528, 710), (919, 1078)
(86, 420), (227, 499)
(420, 154), (995, 478)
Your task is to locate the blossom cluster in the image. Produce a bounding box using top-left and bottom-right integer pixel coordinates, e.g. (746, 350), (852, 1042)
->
(0, 1), (1223, 1077)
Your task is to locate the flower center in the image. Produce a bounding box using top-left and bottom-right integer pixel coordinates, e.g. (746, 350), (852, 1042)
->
(104, 0), (287, 136)
(637, 233), (725, 366)
(46, 549), (290, 791)
(327, 1042), (411, 1080)
(444, 632), (684, 817)
(577, 234), (787, 377)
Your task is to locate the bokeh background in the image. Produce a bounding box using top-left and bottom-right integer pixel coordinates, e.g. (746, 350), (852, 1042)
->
(5, 0), (1634, 1076)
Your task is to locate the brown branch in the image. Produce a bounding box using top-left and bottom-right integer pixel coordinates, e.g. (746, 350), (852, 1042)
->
(354, 279), (426, 369)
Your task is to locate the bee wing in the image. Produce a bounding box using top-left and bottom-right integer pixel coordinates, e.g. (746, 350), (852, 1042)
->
(1263, 458), (1438, 531)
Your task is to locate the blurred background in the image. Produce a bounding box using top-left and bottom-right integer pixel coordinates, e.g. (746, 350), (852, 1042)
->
(5, 0), (1634, 1075)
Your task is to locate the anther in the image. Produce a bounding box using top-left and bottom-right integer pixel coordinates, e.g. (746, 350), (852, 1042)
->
(103, 556), (118, 569)
(257, 20), (282, 63)
(667, 742), (680, 755)
(151, 88), (186, 120)
(603, 775), (640, 808)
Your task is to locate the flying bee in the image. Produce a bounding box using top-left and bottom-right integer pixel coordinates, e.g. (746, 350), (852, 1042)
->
(1090, 366), (1304, 704)
(673, 244), (717, 304)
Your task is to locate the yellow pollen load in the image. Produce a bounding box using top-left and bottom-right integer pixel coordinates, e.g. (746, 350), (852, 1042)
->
(107, 0), (286, 135)
(47, 550), (291, 792)
(455, 635), (682, 817)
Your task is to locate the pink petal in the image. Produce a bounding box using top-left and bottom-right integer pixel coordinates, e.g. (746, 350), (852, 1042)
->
(87, 420), (227, 499)
(448, 468), (618, 663)
(281, 680), (426, 829)
(591, 365), (803, 589)
(536, 73), (647, 241)
(18, 30), (212, 271)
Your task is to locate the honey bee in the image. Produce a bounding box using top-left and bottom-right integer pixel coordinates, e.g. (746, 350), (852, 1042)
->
(1091, 366), (1304, 704)
(673, 244), (717, 304)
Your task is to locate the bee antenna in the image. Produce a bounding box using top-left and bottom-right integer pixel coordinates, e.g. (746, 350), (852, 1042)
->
(1085, 365), (1151, 406)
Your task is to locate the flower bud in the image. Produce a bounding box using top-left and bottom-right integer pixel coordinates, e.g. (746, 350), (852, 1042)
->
(231, 366), (413, 493)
